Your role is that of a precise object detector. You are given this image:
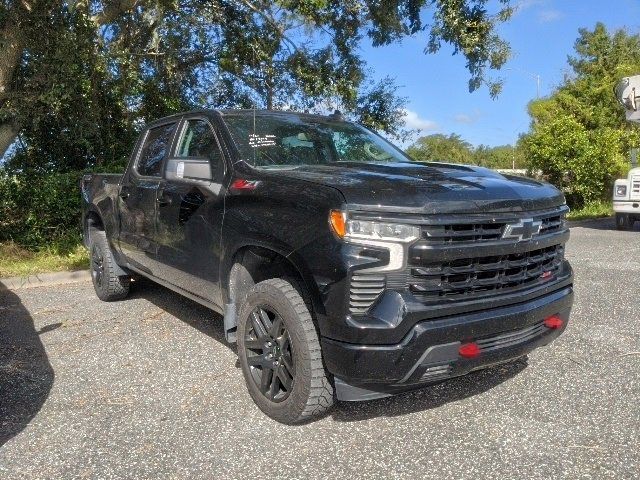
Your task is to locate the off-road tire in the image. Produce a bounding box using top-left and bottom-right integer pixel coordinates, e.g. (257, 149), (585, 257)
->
(616, 213), (633, 231)
(89, 228), (131, 301)
(237, 278), (334, 424)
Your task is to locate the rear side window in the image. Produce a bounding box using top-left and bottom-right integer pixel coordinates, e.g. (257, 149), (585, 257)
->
(177, 119), (222, 165)
(137, 123), (176, 177)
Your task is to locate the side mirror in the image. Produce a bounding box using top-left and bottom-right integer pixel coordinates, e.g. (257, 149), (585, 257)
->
(165, 158), (212, 182)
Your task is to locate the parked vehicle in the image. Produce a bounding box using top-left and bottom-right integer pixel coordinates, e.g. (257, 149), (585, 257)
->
(614, 76), (640, 230)
(81, 109), (574, 423)
(613, 166), (640, 230)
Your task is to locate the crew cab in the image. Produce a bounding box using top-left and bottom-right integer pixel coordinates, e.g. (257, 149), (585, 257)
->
(81, 109), (574, 423)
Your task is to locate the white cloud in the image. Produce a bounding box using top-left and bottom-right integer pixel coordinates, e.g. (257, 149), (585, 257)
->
(538, 9), (563, 22)
(454, 110), (482, 124)
(514, 0), (544, 15)
(514, 0), (563, 23)
(402, 109), (438, 132)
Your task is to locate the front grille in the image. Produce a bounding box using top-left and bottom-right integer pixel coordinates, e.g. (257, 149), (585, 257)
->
(409, 244), (564, 301)
(631, 175), (640, 199)
(349, 273), (385, 314)
(421, 209), (565, 245)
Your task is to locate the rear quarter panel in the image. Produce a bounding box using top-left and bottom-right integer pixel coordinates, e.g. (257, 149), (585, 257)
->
(81, 173), (123, 249)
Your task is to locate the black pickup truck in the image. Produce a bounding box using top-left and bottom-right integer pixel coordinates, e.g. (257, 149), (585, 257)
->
(81, 109), (573, 423)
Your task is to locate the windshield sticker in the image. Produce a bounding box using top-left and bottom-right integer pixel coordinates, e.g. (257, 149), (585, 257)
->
(177, 161), (184, 178)
(249, 134), (277, 148)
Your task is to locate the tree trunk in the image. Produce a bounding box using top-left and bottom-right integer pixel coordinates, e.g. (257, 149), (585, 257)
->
(0, 21), (25, 158)
(0, 22), (22, 95)
(0, 121), (20, 159)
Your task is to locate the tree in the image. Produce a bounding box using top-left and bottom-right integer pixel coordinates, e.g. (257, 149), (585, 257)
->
(521, 115), (626, 206)
(0, 0), (515, 167)
(406, 133), (474, 163)
(519, 23), (639, 207)
(474, 144), (525, 169)
(407, 133), (526, 169)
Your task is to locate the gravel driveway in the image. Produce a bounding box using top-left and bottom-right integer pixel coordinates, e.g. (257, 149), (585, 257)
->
(1, 217), (638, 479)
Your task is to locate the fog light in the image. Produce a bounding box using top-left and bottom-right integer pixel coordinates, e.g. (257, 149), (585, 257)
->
(459, 342), (481, 358)
(544, 315), (563, 329)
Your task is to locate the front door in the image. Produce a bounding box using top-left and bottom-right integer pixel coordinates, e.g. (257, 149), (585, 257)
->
(154, 116), (227, 305)
(118, 121), (178, 274)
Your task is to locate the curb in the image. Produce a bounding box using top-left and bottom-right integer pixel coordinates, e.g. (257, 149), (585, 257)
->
(0, 270), (91, 291)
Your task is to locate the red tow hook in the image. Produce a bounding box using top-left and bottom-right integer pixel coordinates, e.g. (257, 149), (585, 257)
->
(544, 315), (564, 329)
(459, 342), (481, 359)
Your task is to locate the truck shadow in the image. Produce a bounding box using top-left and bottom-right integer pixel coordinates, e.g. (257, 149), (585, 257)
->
(128, 278), (233, 352)
(330, 359), (527, 422)
(0, 285), (55, 447)
(128, 278), (527, 422)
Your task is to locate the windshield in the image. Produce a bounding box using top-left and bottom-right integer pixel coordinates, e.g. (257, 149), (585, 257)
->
(221, 112), (410, 169)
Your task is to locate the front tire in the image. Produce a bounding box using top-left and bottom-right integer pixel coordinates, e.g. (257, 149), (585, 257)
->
(616, 213), (633, 231)
(237, 278), (334, 424)
(89, 229), (131, 301)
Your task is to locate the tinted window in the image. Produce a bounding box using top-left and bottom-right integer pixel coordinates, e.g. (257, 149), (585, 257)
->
(177, 119), (222, 167)
(137, 123), (176, 177)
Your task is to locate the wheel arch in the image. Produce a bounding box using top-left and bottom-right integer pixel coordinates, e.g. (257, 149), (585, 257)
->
(224, 243), (325, 320)
(83, 208), (104, 246)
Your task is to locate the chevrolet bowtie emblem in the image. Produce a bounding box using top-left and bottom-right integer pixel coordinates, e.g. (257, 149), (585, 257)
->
(502, 218), (542, 241)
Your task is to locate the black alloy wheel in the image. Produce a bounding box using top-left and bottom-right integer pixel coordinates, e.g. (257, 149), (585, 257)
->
(237, 278), (334, 423)
(243, 306), (295, 402)
(91, 246), (105, 289)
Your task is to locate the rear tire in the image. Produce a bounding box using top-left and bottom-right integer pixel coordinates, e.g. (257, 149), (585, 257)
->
(616, 213), (632, 231)
(237, 278), (334, 424)
(89, 229), (131, 301)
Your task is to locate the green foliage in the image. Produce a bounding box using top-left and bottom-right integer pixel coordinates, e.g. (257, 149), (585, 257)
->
(406, 133), (525, 169)
(521, 115), (626, 206)
(0, 241), (89, 277)
(520, 23), (640, 207)
(0, 170), (84, 248)
(566, 200), (613, 221)
(474, 144), (525, 169)
(406, 133), (474, 164)
(2, 5), (135, 173)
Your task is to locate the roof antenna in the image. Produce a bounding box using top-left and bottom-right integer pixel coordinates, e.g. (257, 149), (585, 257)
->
(251, 43), (258, 165)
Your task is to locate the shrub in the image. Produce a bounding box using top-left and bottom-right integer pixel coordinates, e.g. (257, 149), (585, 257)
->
(521, 115), (628, 208)
(0, 170), (84, 250)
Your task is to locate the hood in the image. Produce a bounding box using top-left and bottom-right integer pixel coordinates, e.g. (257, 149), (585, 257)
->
(272, 161), (565, 214)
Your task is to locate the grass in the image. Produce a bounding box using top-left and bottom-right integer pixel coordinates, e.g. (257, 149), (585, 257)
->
(0, 241), (89, 278)
(566, 201), (614, 221)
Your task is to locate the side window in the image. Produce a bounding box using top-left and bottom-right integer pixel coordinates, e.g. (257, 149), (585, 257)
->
(177, 119), (223, 173)
(137, 123), (177, 177)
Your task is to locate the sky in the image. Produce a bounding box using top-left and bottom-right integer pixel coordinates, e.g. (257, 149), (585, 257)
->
(360, 0), (640, 148)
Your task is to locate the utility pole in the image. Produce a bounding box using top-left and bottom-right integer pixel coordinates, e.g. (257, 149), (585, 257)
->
(505, 67), (541, 99)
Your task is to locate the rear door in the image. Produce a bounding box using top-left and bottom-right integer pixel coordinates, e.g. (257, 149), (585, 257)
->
(154, 115), (228, 305)
(118, 120), (179, 274)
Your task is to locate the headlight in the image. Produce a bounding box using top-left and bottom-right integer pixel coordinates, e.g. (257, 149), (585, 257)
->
(616, 185), (627, 197)
(330, 210), (420, 243)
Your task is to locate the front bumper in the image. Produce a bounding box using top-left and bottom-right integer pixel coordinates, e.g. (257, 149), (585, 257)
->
(613, 200), (640, 214)
(322, 285), (573, 401)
